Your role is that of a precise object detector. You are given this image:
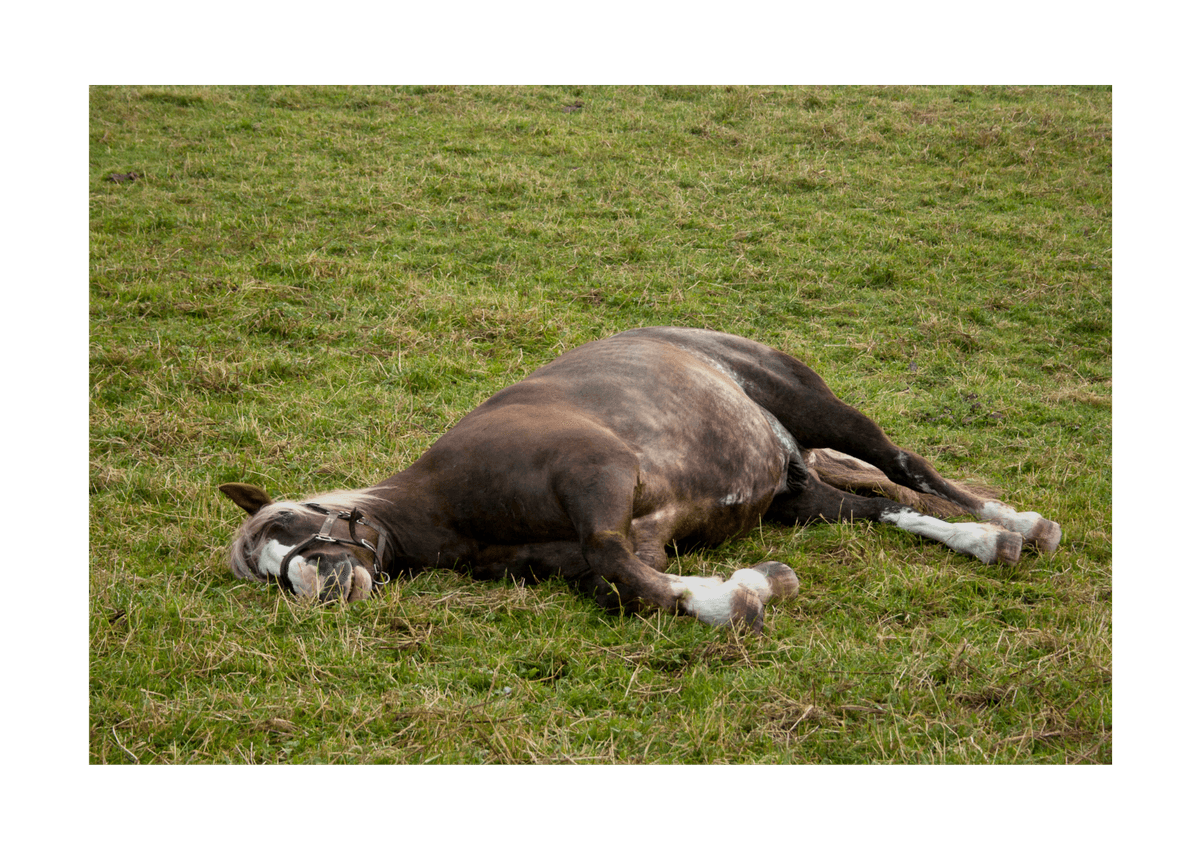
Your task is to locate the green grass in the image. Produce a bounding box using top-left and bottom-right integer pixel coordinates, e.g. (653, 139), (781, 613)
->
(89, 85), (1111, 764)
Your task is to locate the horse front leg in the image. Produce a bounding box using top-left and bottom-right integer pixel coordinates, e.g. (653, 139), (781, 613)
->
(579, 527), (797, 633)
(564, 463), (797, 632)
(665, 562), (799, 632)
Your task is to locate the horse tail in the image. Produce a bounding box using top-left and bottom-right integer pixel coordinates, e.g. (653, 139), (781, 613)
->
(805, 448), (1000, 519)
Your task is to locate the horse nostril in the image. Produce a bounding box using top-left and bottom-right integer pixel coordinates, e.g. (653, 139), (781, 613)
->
(317, 558), (354, 603)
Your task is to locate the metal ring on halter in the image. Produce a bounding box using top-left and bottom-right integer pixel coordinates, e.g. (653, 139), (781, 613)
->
(357, 537), (390, 586)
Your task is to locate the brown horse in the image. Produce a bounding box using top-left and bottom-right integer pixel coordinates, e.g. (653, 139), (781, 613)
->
(221, 327), (1060, 631)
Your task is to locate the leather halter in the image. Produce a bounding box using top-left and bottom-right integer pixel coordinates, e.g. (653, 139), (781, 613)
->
(276, 503), (391, 593)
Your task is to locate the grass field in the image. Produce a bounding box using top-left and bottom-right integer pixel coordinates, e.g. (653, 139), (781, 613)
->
(89, 85), (1111, 764)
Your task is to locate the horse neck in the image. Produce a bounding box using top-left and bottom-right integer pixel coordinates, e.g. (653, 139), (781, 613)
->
(356, 474), (441, 572)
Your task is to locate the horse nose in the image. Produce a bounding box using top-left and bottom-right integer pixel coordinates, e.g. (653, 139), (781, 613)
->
(317, 556), (355, 603)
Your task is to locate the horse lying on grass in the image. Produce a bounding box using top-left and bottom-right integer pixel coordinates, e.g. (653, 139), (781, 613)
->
(221, 326), (1060, 632)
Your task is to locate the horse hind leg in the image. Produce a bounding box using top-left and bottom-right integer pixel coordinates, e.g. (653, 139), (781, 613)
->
(684, 332), (1060, 556)
(768, 457), (1026, 565)
(796, 399), (1062, 554)
(881, 449), (1060, 553)
(975, 500), (1062, 553)
(877, 505), (1024, 565)
(805, 447), (1061, 554)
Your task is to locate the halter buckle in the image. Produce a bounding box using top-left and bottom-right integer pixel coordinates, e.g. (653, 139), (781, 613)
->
(313, 513), (338, 543)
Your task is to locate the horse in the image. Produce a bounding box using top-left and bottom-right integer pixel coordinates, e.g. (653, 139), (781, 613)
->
(221, 326), (1061, 632)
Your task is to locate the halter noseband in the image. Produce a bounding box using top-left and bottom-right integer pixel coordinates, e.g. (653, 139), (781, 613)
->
(276, 503), (391, 594)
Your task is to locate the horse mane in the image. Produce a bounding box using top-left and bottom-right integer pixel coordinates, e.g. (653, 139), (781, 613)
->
(228, 489), (394, 582)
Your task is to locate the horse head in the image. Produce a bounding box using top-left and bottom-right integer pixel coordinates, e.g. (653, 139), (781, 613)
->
(220, 483), (390, 603)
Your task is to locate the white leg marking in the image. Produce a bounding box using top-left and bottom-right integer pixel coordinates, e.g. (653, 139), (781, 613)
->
(978, 502), (1039, 535)
(727, 568), (774, 603)
(669, 570), (772, 626)
(881, 507), (1011, 564)
(668, 575), (727, 623)
(978, 501), (1061, 551)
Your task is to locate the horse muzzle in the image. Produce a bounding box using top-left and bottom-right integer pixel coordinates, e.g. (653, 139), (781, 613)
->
(271, 503), (388, 603)
(317, 554), (353, 603)
(315, 554), (375, 603)
(273, 549), (374, 603)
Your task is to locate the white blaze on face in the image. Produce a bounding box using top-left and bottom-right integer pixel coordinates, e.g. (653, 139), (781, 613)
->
(256, 539), (320, 598)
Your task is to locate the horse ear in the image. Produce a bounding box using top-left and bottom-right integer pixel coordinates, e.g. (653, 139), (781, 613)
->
(219, 483), (274, 516)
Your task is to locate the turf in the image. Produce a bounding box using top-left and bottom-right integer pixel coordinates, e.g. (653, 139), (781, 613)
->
(89, 85), (1110, 763)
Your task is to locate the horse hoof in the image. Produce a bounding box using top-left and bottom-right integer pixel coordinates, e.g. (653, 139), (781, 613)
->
(979, 503), (1062, 554)
(728, 587), (765, 634)
(750, 561), (799, 599)
(1030, 518), (1062, 553)
(993, 529), (1023, 565)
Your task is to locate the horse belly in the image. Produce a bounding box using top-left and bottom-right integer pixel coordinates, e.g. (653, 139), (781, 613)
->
(426, 336), (792, 552)
(629, 383), (788, 546)
(518, 337), (793, 543)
